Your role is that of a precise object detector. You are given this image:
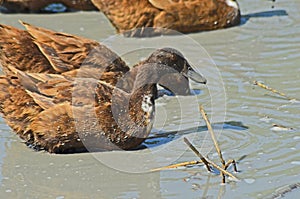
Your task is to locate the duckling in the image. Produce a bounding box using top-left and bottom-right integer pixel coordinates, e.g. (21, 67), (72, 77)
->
(91, 0), (241, 37)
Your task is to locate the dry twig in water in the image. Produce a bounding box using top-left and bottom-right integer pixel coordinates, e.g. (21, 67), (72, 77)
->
(199, 105), (238, 183)
(199, 105), (225, 166)
(183, 137), (211, 171)
(184, 137), (239, 181)
(151, 160), (202, 172)
(253, 81), (295, 101)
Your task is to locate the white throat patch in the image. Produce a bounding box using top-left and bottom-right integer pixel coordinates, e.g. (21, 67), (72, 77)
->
(141, 95), (153, 114)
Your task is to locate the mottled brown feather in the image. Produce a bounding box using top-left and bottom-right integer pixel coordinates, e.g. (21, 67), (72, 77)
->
(0, 22), (129, 80)
(0, 24), (54, 73)
(0, 76), (43, 142)
(22, 21), (129, 76)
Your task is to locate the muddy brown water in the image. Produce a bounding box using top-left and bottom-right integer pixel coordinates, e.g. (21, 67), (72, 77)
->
(0, 0), (300, 198)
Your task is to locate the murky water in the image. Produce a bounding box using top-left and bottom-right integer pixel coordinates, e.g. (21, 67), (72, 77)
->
(0, 0), (300, 198)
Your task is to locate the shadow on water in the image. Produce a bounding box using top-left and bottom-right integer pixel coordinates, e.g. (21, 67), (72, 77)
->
(241, 9), (288, 25)
(140, 121), (249, 149)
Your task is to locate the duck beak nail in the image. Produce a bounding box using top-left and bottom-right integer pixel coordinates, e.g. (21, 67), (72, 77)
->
(186, 70), (207, 84)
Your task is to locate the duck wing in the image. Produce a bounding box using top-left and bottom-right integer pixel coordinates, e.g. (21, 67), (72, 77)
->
(15, 69), (99, 110)
(0, 22), (130, 77)
(13, 69), (138, 153)
(16, 71), (72, 109)
(0, 69), (109, 152)
(0, 24), (54, 74)
(21, 21), (99, 72)
(22, 21), (129, 74)
(0, 74), (44, 140)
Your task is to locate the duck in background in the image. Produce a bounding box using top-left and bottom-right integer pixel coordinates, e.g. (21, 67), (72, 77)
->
(91, 0), (241, 37)
(0, 22), (207, 153)
(0, 0), (96, 13)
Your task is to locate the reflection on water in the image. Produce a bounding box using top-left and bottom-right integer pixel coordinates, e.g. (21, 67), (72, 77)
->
(1, 0), (300, 198)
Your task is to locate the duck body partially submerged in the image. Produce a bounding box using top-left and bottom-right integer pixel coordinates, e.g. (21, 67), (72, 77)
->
(0, 22), (206, 153)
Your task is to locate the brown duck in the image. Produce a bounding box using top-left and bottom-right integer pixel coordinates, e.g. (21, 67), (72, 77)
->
(91, 0), (241, 37)
(0, 22), (207, 153)
(0, 0), (96, 13)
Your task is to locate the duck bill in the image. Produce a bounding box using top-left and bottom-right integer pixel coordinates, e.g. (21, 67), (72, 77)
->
(185, 68), (207, 84)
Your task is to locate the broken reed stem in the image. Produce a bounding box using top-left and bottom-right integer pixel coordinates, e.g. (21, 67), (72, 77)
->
(184, 137), (239, 181)
(184, 137), (211, 172)
(199, 105), (225, 166)
(224, 159), (238, 172)
(151, 160), (202, 172)
(253, 80), (295, 100)
(204, 158), (239, 182)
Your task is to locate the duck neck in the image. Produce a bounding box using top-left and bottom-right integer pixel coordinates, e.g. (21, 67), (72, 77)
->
(133, 63), (173, 93)
(111, 83), (155, 142)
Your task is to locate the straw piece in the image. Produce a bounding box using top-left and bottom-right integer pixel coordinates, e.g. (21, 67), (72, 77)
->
(199, 105), (225, 166)
(184, 137), (211, 171)
(204, 158), (239, 181)
(184, 138), (239, 181)
(151, 160), (202, 172)
(253, 81), (295, 100)
(224, 159), (238, 172)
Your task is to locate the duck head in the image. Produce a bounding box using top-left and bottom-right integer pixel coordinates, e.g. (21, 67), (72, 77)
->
(139, 47), (207, 96)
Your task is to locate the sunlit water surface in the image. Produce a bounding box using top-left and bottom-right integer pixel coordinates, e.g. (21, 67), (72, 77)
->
(0, 0), (300, 198)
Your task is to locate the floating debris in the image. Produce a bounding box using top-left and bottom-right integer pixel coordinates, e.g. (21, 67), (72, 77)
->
(151, 160), (202, 172)
(260, 116), (272, 123)
(253, 81), (296, 101)
(271, 124), (294, 132)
